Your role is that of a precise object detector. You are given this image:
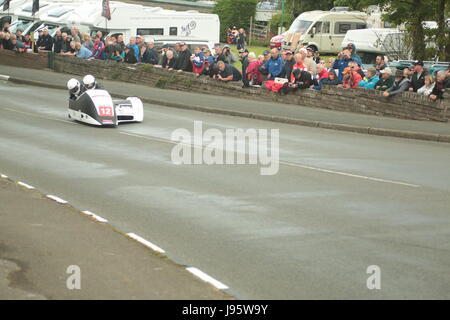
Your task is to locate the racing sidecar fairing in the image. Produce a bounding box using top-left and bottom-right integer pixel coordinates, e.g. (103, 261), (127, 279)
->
(68, 90), (144, 126)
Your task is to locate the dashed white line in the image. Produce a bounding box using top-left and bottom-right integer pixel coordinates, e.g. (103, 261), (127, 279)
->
(1, 174), (8, 179)
(126, 233), (166, 254)
(82, 210), (108, 223)
(46, 195), (68, 204)
(17, 181), (35, 189)
(0, 74), (10, 81)
(186, 267), (229, 290)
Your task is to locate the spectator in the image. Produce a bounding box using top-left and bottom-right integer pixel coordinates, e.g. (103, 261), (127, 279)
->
(15, 29), (24, 42)
(110, 46), (125, 62)
(291, 53), (308, 82)
(316, 62), (328, 82)
(10, 36), (26, 52)
(279, 68), (316, 95)
(417, 75), (435, 96)
(409, 60), (428, 92)
(60, 41), (76, 56)
(375, 67), (394, 91)
(75, 42), (92, 59)
(2, 33), (14, 50)
(429, 71), (447, 100)
(222, 45), (237, 65)
(104, 37), (117, 60)
(332, 47), (353, 81)
(37, 29), (53, 51)
(96, 31), (104, 42)
(201, 49), (215, 76)
(162, 49), (177, 69)
(313, 51), (321, 64)
(23, 34), (31, 49)
(127, 37), (140, 62)
(280, 50), (295, 79)
(236, 28), (246, 50)
(124, 46), (138, 64)
(383, 68), (411, 97)
(358, 67), (379, 89)
(60, 33), (70, 52)
(191, 46), (206, 75)
(344, 43), (362, 66)
(212, 44), (226, 64)
(53, 29), (63, 53)
(246, 52), (264, 86)
(305, 47), (317, 76)
(239, 48), (250, 86)
(116, 34), (126, 51)
(173, 42), (192, 72)
(0, 32), (5, 49)
(71, 27), (81, 43)
(374, 55), (386, 75)
(136, 35), (146, 50)
(262, 50), (270, 63)
(214, 61), (242, 82)
(82, 34), (94, 52)
(342, 61), (363, 89)
(321, 71), (341, 86)
(91, 36), (105, 59)
(262, 48), (284, 80)
(141, 41), (158, 65)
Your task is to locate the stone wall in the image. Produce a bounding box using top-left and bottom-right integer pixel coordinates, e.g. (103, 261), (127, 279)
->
(0, 50), (49, 70)
(2, 49), (449, 122)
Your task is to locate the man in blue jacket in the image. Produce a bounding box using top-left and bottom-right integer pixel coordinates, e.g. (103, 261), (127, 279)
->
(332, 47), (354, 82)
(262, 48), (284, 80)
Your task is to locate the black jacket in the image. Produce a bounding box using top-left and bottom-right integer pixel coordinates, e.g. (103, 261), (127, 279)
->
(410, 70), (427, 92)
(281, 58), (295, 79)
(53, 36), (63, 53)
(37, 34), (53, 51)
(174, 49), (193, 72)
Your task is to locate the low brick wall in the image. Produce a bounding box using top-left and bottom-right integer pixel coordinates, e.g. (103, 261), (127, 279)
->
(2, 49), (449, 122)
(0, 50), (49, 70)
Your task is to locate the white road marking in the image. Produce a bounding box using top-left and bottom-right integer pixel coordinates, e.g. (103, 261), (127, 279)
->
(0, 74), (10, 81)
(17, 181), (35, 189)
(46, 195), (68, 204)
(126, 233), (165, 254)
(279, 161), (420, 188)
(119, 131), (421, 188)
(82, 210), (108, 223)
(1, 174), (8, 179)
(2, 107), (76, 125)
(186, 267), (229, 290)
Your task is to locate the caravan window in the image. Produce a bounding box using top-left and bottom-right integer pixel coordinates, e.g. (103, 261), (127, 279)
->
(137, 28), (164, 36)
(309, 22), (322, 34)
(336, 23), (351, 34)
(169, 27), (177, 36)
(356, 23), (367, 29)
(322, 21), (330, 34)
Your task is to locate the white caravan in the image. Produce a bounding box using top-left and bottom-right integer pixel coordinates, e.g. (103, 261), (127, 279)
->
(283, 10), (368, 53)
(63, 1), (220, 44)
(341, 28), (407, 66)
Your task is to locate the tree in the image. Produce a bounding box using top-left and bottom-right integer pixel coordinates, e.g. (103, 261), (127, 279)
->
(213, 0), (258, 41)
(269, 12), (295, 34)
(280, 0), (335, 17)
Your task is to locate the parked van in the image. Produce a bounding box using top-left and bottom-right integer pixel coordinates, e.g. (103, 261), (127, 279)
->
(342, 28), (408, 66)
(283, 10), (368, 53)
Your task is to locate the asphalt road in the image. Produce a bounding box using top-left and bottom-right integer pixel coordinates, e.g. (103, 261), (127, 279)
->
(1, 81), (450, 299)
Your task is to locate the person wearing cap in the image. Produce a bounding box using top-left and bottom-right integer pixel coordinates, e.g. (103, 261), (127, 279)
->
(279, 68), (316, 95)
(342, 61), (363, 89)
(409, 60), (428, 92)
(37, 28), (53, 51)
(280, 50), (295, 79)
(303, 47), (317, 76)
(136, 35), (147, 50)
(383, 68), (411, 97)
(375, 67), (394, 91)
(222, 44), (237, 65)
(332, 47), (354, 82)
(239, 48), (250, 86)
(345, 43), (362, 66)
(173, 42), (193, 72)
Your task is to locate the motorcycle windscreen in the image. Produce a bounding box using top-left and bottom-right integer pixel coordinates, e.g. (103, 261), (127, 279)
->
(85, 90), (117, 125)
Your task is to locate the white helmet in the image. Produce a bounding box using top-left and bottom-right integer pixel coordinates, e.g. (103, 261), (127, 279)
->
(83, 74), (96, 90)
(67, 78), (80, 95)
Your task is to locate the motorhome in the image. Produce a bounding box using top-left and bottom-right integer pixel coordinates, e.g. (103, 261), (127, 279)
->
(62, 1), (220, 45)
(0, 0), (28, 28)
(341, 28), (407, 66)
(283, 10), (368, 53)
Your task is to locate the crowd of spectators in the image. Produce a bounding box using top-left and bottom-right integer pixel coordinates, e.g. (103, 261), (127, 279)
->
(1, 21), (449, 101)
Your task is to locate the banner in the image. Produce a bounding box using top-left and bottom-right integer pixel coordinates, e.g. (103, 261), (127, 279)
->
(102, 0), (111, 20)
(32, 0), (39, 16)
(3, 0), (10, 11)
